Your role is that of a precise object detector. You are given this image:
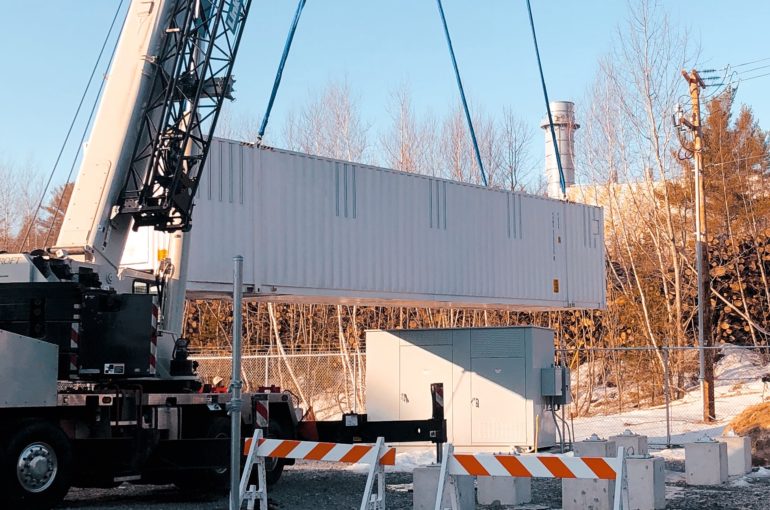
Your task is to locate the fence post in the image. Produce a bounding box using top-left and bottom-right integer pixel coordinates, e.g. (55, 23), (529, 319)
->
(663, 347), (671, 448)
(230, 255), (244, 510)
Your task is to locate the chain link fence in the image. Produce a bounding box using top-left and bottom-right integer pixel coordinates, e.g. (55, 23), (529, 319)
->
(193, 351), (365, 420)
(560, 345), (770, 447)
(193, 344), (770, 447)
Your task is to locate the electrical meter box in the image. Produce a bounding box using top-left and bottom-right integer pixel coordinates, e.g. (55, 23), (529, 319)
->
(541, 366), (564, 396)
(366, 326), (558, 450)
(541, 365), (572, 405)
(561, 367), (572, 405)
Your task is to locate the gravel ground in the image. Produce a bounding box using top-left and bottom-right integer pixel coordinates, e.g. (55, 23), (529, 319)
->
(58, 461), (770, 510)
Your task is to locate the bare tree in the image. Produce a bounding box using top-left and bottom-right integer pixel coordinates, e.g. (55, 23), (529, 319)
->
(283, 80), (370, 162)
(380, 85), (428, 173)
(471, 107), (500, 187)
(500, 107), (534, 191)
(3, 159), (46, 252)
(440, 104), (471, 182)
(575, 0), (698, 394)
(215, 105), (261, 143)
(0, 158), (18, 250)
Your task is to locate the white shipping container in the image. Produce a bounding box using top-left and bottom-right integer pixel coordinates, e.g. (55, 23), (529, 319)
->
(126, 139), (605, 309)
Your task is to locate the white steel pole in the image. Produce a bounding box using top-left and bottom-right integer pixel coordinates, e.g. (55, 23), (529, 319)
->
(230, 255), (244, 510)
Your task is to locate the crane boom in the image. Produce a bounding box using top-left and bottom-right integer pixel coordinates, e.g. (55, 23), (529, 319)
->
(119, 0), (250, 233)
(2, 0), (252, 381)
(55, 0), (250, 285)
(55, 0), (176, 275)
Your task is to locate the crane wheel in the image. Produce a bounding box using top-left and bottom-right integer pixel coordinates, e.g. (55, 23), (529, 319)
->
(263, 419), (285, 486)
(0, 420), (73, 510)
(174, 416), (231, 493)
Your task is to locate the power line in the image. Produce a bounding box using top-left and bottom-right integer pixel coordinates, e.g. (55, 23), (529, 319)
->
(734, 63), (770, 76)
(728, 56), (770, 69)
(19, 0), (127, 251)
(738, 71), (770, 83)
(705, 56), (770, 72)
(704, 154), (769, 168)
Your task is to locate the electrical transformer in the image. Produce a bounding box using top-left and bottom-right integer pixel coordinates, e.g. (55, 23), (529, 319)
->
(366, 326), (562, 450)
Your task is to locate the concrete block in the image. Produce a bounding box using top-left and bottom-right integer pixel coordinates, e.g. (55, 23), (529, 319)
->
(573, 437), (618, 457)
(625, 456), (665, 510)
(562, 478), (616, 510)
(477, 476), (532, 506)
(685, 440), (728, 485)
(413, 465), (474, 510)
(610, 430), (649, 456)
(717, 436), (752, 476)
(563, 437), (617, 510)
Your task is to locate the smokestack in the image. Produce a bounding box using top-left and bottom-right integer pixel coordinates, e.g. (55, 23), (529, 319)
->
(540, 101), (579, 198)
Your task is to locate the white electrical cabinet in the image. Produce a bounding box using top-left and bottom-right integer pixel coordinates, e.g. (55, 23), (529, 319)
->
(366, 327), (557, 450)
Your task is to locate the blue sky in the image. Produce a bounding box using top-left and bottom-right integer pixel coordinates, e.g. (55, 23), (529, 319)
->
(2, 1), (770, 181)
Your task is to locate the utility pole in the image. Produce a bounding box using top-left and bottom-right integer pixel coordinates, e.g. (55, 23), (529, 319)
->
(679, 69), (715, 422)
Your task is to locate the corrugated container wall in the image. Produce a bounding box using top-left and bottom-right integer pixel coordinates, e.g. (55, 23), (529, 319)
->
(125, 139), (606, 310)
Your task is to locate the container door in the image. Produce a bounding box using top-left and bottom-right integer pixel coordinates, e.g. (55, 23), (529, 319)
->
(470, 357), (527, 444)
(399, 345), (452, 420)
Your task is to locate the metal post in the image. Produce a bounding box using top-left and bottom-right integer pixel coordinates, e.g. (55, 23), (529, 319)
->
(230, 255), (244, 510)
(663, 347), (671, 448)
(561, 403), (567, 449)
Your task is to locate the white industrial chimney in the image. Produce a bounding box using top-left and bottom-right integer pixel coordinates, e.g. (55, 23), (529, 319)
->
(540, 101), (579, 198)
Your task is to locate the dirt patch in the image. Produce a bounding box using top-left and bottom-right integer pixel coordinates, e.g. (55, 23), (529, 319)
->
(724, 402), (770, 465)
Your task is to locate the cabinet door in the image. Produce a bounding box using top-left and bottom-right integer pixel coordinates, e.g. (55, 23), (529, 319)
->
(471, 357), (527, 444)
(399, 345), (452, 420)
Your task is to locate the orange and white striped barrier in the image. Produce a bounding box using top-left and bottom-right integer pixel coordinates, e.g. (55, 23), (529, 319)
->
(243, 437), (396, 466)
(434, 444), (627, 510)
(240, 430), (395, 510)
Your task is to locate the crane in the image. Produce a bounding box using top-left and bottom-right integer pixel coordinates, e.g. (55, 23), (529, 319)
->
(0, 2), (446, 508)
(0, 1), (259, 507)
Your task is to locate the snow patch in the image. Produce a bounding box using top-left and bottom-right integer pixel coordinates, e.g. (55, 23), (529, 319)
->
(655, 448), (685, 462)
(344, 447), (437, 474)
(570, 344), (770, 443)
(747, 467), (770, 478)
(731, 478), (752, 487)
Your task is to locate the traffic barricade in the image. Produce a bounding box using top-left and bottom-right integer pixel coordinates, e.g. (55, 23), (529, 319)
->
(240, 429), (396, 510)
(433, 444), (627, 510)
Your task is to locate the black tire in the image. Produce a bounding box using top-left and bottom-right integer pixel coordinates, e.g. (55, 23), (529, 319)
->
(174, 416), (231, 493)
(264, 420), (285, 486)
(0, 420), (73, 510)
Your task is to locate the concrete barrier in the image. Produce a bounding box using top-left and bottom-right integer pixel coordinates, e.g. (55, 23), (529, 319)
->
(563, 435), (618, 510)
(717, 435), (752, 476)
(413, 465), (474, 510)
(610, 430), (649, 457)
(685, 437), (727, 485)
(625, 455), (665, 510)
(477, 476), (532, 506)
